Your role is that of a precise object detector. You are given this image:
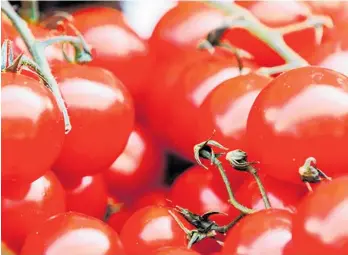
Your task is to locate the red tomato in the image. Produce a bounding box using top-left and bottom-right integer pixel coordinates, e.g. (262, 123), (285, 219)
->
(20, 212), (125, 255)
(2, 171), (66, 253)
(71, 7), (153, 104)
(307, 33), (348, 76)
(104, 124), (165, 200)
(1, 72), (65, 182)
(165, 54), (255, 159)
(58, 174), (108, 219)
(149, 2), (225, 60)
(154, 247), (200, 255)
(132, 188), (169, 210)
(247, 66), (348, 184)
(229, 175), (306, 219)
(291, 176), (348, 255)
(197, 73), (272, 152)
(107, 203), (132, 234)
(225, 1), (321, 66)
(120, 206), (188, 255)
(170, 165), (242, 226)
(222, 209), (293, 255)
(52, 64), (134, 178)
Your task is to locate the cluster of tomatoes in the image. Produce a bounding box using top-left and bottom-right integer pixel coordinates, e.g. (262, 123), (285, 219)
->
(1, 1), (348, 255)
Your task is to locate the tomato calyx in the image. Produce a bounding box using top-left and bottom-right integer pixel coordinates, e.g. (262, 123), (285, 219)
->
(194, 135), (254, 215)
(299, 157), (332, 192)
(103, 197), (124, 222)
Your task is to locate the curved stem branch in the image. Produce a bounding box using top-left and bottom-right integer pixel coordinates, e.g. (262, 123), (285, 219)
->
(200, 150), (255, 214)
(2, 1), (90, 133)
(247, 166), (271, 209)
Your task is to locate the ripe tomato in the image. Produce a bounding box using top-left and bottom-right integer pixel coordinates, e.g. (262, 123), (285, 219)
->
(149, 2), (225, 60)
(225, 1), (322, 66)
(222, 209), (293, 255)
(104, 124), (165, 201)
(132, 188), (169, 210)
(58, 173), (108, 219)
(2, 171), (66, 253)
(1, 72), (65, 182)
(154, 247), (200, 255)
(71, 7), (153, 104)
(170, 165), (243, 226)
(291, 176), (348, 255)
(120, 206), (188, 255)
(197, 73), (271, 152)
(165, 53), (255, 159)
(20, 212), (125, 255)
(247, 66), (348, 184)
(228, 175), (306, 219)
(52, 64), (134, 178)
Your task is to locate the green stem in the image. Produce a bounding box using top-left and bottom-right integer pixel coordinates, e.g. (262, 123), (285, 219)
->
(2, 1), (91, 133)
(218, 212), (245, 233)
(20, 0), (40, 23)
(201, 150), (254, 214)
(247, 166), (271, 209)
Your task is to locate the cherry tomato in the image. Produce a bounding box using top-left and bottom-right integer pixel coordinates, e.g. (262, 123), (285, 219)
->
(1, 72), (65, 182)
(132, 188), (169, 210)
(307, 33), (348, 76)
(71, 7), (153, 104)
(197, 73), (271, 152)
(2, 171), (66, 253)
(120, 206), (188, 255)
(52, 64), (134, 178)
(291, 176), (348, 255)
(58, 173), (108, 219)
(246, 66), (348, 184)
(154, 246), (200, 255)
(165, 53), (255, 159)
(225, 1), (321, 66)
(104, 124), (165, 201)
(228, 175), (306, 219)
(20, 212), (125, 255)
(222, 209), (293, 255)
(170, 165), (242, 226)
(149, 2), (225, 60)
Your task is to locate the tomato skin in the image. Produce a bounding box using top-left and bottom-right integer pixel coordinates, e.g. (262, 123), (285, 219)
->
(305, 1), (348, 25)
(132, 188), (169, 210)
(20, 212), (125, 255)
(246, 66), (348, 184)
(104, 124), (165, 201)
(229, 175), (306, 219)
(170, 165), (243, 226)
(291, 177), (348, 255)
(222, 209), (293, 255)
(52, 64), (134, 178)
(226, 1), (319, 66)
(1, 171), (66, 253)
(165, 54), (255, 159)
(150, 2), (225, 60)
(120, 206), (188, 255)
(71, 7), (153, 104)
(1, 72), (65, 182)
(197, 73), (272, 152)
(154, 247), (200, 255)
(58, 174), (108, 219)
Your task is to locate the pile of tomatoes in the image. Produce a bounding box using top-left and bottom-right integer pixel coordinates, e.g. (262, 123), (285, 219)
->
(1, 1), (348, 255)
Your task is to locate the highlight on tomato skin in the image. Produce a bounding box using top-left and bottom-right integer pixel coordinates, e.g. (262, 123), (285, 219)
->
(51, 64), (135, 178)
(246, 66), (348, 184)
(20, 212), (126, 255)
(1, 171), (66, 253)
(1, 72), (65, 183)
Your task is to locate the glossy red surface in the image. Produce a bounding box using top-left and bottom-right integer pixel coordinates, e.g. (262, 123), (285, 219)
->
(2, 171), (66, 253)
(291, 177), (348, 255)
(247, 66), (348, 183)
(1, 72), (65, 182)
(222, 209), (293, 255)
(52, 64), (134, 178)
(104, 125), (165, 200)
(20, 212), (125, 255)
(59, 174), (108, 219)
